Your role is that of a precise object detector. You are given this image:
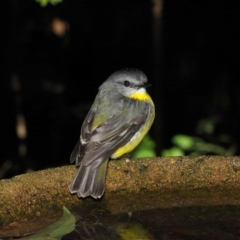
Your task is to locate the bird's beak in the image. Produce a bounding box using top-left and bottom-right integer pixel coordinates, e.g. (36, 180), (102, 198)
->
(142, 83), (152, 88)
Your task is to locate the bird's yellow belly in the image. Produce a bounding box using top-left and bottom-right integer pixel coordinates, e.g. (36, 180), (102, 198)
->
(111, 108), (154, 159)
(111, 130), (145, 159)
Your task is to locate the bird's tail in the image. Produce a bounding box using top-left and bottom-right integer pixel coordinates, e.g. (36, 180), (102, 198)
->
(69, 160), (108, 199)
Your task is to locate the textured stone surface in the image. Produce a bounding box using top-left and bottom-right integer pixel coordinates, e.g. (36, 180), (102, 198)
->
(1, 156), (240, 229)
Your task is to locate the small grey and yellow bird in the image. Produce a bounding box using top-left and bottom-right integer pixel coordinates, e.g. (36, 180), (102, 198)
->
(69, 69), (155, 199)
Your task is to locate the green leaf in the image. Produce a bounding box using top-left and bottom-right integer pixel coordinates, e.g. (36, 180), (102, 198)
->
(35, 0), (62, 7)
(35, 0), (48, 7)
(28, 206), (76, 239)
(161, 147), (185, 156)
(172, 134), (194, 150)
(132, 149), (156, 158)
(130, 134), (156, 158)
(196, 117), (220, 135)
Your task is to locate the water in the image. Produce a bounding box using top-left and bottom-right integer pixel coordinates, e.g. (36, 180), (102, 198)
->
(62, 205), (240, 240)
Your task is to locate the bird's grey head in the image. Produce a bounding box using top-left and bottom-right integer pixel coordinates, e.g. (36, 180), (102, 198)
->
(99, 69), (149, 97)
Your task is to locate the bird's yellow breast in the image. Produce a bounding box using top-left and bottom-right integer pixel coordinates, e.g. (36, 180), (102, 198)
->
(111, 91), (155, 159)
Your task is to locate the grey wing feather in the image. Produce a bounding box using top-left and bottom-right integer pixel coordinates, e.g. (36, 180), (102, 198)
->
(71, 108), (148, 169)
(81, 113), (147, 168)
(70, 140), (80, 163)
(70, 110), (95, 165)
(81, 110), (95, 143)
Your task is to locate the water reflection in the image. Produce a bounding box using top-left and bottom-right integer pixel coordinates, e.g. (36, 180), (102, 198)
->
(63, 205), (240, 240)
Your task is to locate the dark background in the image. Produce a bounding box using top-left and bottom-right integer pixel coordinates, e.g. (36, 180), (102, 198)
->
(1, 0), (239, 178)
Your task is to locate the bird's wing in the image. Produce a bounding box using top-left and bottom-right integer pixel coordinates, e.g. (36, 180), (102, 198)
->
(71, 108), (149, 169)
(83, 112), (148, 168)
(70, 110), (95, 164)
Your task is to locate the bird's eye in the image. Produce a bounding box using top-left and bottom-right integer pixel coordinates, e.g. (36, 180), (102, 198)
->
(124, 80), (130, 87)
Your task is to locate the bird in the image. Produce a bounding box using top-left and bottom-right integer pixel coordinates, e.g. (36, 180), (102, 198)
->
(69, 69), (155, 199)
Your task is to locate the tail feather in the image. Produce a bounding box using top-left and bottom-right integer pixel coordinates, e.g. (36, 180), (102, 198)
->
(69, 160), (108, 199)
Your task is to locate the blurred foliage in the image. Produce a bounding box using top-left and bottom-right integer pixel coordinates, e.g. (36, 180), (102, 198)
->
(35, 0), (62, 7)
(162, 116), (235, 157)
(133, 116), (235, 158)
(130, 134), (156, 158)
